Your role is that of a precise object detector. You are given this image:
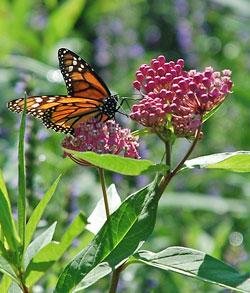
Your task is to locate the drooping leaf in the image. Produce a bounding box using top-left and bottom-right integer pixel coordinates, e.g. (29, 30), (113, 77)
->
(25, 175), (61, 249)
(63, 150), (167, 175)
(55, 177), (161, 292)
(25, 212), (87, 286)
(24, 222), (57, 269)
(134, 247), (250, 292)
(184, 151), (250, 173)
(86, 184), (121, 234)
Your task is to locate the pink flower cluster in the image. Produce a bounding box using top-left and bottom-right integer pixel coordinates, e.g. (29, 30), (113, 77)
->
(62, 119), (140, 161)
(131, 55), (233, 137)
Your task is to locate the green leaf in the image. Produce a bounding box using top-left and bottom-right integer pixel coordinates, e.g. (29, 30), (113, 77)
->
(74, 263), (112, 291)
(64, 150), (167, 175)
(0, 172), (20, 252)
(25, 175), (61, 249)
(184, 151), (250, 172)
(25, 212), (87, 286)
(44, 0), (86, 47)
(133, 247), (250, 292)
(0, 275), (12, 293)
(86, 184), (121, 234)
(0, 255), (18, 282)
(8, 282), (22, 293)
(202, 102), (222, 122)
(18, 96), (26, 249)
(24, 222), (57, 269)
(55, 177), (161, 292)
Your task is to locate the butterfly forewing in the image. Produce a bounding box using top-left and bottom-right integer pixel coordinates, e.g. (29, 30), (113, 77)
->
(58, 48), (111, 98)
(7, 48), (118, 135)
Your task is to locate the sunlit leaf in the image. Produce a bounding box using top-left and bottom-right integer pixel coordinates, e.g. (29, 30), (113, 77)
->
(24, 222), (57, 269)
(134, 247), (250, 292)
(184, 151), (250, 172)
(0, 275), (12, 293)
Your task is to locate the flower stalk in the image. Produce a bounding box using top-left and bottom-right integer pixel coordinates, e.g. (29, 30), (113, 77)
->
(98, 168), (110, 219)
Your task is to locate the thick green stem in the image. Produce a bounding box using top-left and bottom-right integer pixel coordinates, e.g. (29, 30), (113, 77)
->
(98, 168), (110, 218)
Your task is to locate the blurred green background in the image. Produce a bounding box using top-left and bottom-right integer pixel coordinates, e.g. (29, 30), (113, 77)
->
(1, 0), (250, 292)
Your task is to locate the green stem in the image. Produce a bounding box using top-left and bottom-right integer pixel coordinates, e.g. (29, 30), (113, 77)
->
(109, 263), (127, 293)
(158, 124), (202, 195)
(98, 168), (110, 218)
(165, 140), (171, 173)
(98, 168), (121, 293)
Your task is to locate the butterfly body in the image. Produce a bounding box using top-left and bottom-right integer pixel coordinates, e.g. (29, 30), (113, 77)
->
(7, 48), (119, 135)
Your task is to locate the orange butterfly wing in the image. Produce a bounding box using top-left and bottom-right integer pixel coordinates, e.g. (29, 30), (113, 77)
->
(7, 95), (102, 134)
(7, 48), (118, 134)
(58, 48), (111, 99)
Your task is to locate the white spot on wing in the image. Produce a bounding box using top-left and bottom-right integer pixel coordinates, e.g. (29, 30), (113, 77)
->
(32, 103), (40, 108)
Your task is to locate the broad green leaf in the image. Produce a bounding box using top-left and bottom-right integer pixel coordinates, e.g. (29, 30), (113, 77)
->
(0, 187), (20, 253)
(134, 247), (250, 292)
(63, 150), (167, 175)
(55, 177), (161, 292)
(25, 175), (61, 249)
(18, 96), (26, 248)
(86, 184), (121, 234)
(0, 255), (18, 282)
(25, 212), (87, 286)
(44, 0), (86, 46)
(184, 151), (250, 173)
(24, 222), (57, 269)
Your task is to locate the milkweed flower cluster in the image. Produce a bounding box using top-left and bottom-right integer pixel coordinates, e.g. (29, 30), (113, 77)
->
(62, 119), (140, 163)
(131, 55), (233, 138)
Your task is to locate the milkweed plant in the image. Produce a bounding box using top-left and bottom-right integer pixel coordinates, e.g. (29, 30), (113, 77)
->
(1, 55), (250, 293)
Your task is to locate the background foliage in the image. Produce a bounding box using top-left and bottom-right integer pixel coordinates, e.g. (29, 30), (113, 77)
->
(0, 0), (250, 291)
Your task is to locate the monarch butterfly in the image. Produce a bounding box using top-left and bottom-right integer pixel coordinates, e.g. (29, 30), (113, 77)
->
(7, 48), (119, 135)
